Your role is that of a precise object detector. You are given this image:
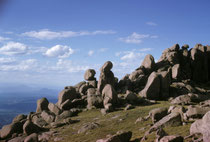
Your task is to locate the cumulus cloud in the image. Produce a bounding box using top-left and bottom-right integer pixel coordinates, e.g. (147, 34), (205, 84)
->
(45, 45), (74, 58)
(0, 59), (37, 71)
(120, 51), (145, 60)
(0, 36), (10, 42)
(88, 50), (94, 56)
(119, 32), (149, 44)
(146, 22), (157, 26)
(22, 29), (116, 40)
(139, 48), (152, 52)
(0, 42), (28, 55)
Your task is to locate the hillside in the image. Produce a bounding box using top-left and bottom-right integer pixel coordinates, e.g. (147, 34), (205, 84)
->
(0, 43), (210, 142)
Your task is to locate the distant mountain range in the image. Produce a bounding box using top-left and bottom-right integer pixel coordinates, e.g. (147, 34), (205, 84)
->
(0, 83), (60, 128)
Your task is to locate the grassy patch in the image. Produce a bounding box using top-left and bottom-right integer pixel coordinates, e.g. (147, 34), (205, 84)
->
(49, 101), (192, 142)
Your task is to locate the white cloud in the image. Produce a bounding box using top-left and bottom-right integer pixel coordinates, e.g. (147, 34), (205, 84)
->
(45, 45), (74, 58)
(146, 22), (157, 26)
(139, 48), (152, 52)
(0, 59), (37, 71)
(50, 59), (89, 73)
(22, 29), (116, 40)
(120, 51), (145, 60)
(0, 36), (10, 42)
(88, 50), (94, 56)
(0, 57), (16, 64)
(0, 42), (28, 55)
(119, 32), (149, 44)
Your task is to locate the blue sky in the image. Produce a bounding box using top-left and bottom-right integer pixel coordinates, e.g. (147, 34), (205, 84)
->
(0, 0), (209, 89)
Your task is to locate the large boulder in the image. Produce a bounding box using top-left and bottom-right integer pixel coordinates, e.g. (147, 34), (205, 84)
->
(87, 88), (103, 109)
(57, 87), (78, 107)
(190, 111), (210, 142)
(102, 84), (118, 107)
(98, 61), (115, 93)
(159, 135), (183, 142)
(24, 133), (38, 142)
(41, 110), (56, 123)
(0, 122), (23, 139)
(12, 114), (27, 123)
(23, 120), (41, 136)
(141, 54), (155, 71)
(172, 64), (181, 80)
(191, 44), (208, 83)
(125, 90), (139, 104)
(36, 97), (49, 113)
(48, 103), (62, 115)
(96, 131), (132, 142)
(158, 71), (171, 99)
(149, 107), (168, 124)
(139, 72), (160, 100)
(84, 69), (96, 81)
(186, 105), (210, 119)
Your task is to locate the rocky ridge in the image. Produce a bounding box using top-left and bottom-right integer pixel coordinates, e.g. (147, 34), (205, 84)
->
(0, 43), (210, 142)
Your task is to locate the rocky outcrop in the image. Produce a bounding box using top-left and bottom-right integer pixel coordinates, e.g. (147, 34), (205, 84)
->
(102, 84), (118, 109)
(36, 98), (49, 113)
(139, 72), (160, 100)
(98, 61), (116, 93)
(190, 111), (210, 142)
(57, 86), (79, 109)
(96, 131), (132, 142)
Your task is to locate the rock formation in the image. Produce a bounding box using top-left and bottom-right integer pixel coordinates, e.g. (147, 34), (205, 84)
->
(1, 43), (210, 142)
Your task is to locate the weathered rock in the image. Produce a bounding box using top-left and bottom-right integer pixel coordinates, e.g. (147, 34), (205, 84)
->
(158, 71), (171, 99)
(100, 61), (113, 72)
(88, 80), (97, 88)
(24, 133), (38, 142)
(139, 72), (160, 100)
(102, 84), (118, 107)
(48, 103), (62, 115)
(98, 61), (115, 93)
(79, 83), (91, 96)
(129, 69), (144, 81)
(12, 114), (27, 123)
(171, 94), (192, 105)
(84, 69), (96, 81)
(74, 81), (86, 92)
(23, 120), (42, 136)
(55, 110), (73, 122)
(172, 64), (180, 80)
(124, 90), (138, 104)
(87, 88), (103, 109)
(141, 54), (155, 71)
(8, 136), (25, 142)
(78, 122), (100, 134)
(0, 122), (23, 139)
(159, 135), (183, 142)
(152, 112), (182, 130)
(41, 110), (56, 123)
(96, 131), (132, 142)
(36, 97), (49, 113)
(149, 107), (168, 123)
(57, 87), (78, 107)
(186, 105), (210, 119)
(31, 114), (47, 127)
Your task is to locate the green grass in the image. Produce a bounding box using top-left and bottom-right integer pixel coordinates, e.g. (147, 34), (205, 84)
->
(49, 101), (192, 142)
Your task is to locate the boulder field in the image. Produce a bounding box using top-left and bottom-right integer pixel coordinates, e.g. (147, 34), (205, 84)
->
(1, 43), (210, 142)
